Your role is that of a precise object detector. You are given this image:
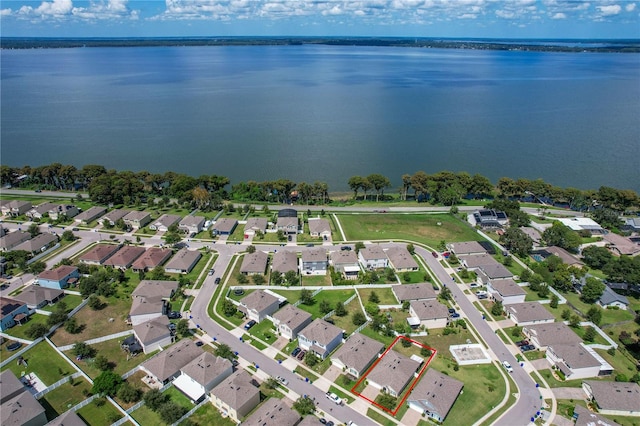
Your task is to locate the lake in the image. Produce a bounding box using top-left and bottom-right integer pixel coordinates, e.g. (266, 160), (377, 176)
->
(1, 45), (638, 192)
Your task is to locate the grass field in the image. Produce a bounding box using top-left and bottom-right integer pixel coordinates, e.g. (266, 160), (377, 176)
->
(77, 398), (123, 426)
(337, 213), (481, 248)
(1, 341), (74, 386)
(247, 319), (277, 345)
(297, 289), (355, 319)
(357, 287), (398, 305)
(4, 313), (50, 340)
(130, 404), (163, 426)
(270, 289), (301, 304)
(181, 401), (236, 426)
(329, 297), (365, 335)
(40, 379), (92, 419)
(64, 338), (156, 379)
(301, 273), (332, 286)
(40, 294), (84, 313)
(164, 385), (195, 410)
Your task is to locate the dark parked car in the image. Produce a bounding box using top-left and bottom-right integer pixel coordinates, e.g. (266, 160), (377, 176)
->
(521, 344), (536, 352)
(341, 246), (351, 251)
(297, 350), (306, 360)
(432, 251), (438, 258)
(195, 341), (204, 347)
(448, 308), (456, 314)
(214, 277), (221, 284)
(291, 347), (301, 357)
(515, 340), (529, 347)
(244, 320), (256, 330)
(167, 311), (181, 319)
(6, 342), (22, 351)
(450, 312), (460, 318)
(288, 235), (292, 241)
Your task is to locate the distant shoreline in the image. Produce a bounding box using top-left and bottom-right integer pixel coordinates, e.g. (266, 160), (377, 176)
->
(2, 36), (639, 53)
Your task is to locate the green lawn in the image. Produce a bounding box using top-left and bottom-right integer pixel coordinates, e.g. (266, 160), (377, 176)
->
(367, 408), (396, 426)
(595, 347), (639, 378)
(180, 402), (236, 426)
(130, 404), (163, 426)
(572, 326), (609, 346)
(4, 313), (50, 340)
(328, 385), (355, 404)
(562, 292), (635, 326)
(297, 289), (355, 319)
(1, 341), (74, 386)
(357, 287), (398, 305)
(335, 374), (356, 390)
(328, 297), (365, 335)
(337, 213), (481, 248)
(247, 319), (277, 345)
(538, 369), (585, 388)
(227, 288), (255, 302)
(40, 294), (84, 313)
(294, 366), (319, 383)
(555, 399), (587, 420)
(40, 379), (93, 420)
(301, 274), (332, 286)
(270, 290), (302, 304)
(77, 399), (123, 426)
(164, 385), (195, 410)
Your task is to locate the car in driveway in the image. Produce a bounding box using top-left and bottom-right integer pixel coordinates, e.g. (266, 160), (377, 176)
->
(195, 341), (204, 347)
(469, 282), (480, 288)
(520, 344), (536, 352)
(341, 246), (351, 251)
(326, 392), (343, 405)
(297, 350), (306, 360)
(244, 320), (256, 330)
(450, 312), (460, 318)
(502, 360), (514, 373)
(291, 347), (301, 357)
(515, 340), (529, 347)
(167, 311), (181, 319)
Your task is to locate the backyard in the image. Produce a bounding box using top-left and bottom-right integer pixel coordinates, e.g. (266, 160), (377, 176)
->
(76, 398), (123, 426)
(296, 289), (356, 319)
(1, 341), (74, 386)
(39, 379), (93, 420)
(181, 402), (236, 426)
(357, 287), (398, 305)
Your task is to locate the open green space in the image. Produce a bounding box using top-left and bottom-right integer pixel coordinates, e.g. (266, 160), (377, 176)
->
(40, 294), (84, 313)
(538, 369), (586, 388)
(562, 292), (634, 325)
(180, 402), (236, 426)
(4, 313), (50, 340)
(572, 326), (609, 346)
(130, 404), (163, 426)
(595, 347), (639, 379)
(297, 289), (355, 319)
(77, 398), (123, 426)
(329, 297), (365, 335)
(40, 379), (92, 420)
(357, 287), (398, 305)
(1, 341), (73, 386)
(337, 213), (481, 248)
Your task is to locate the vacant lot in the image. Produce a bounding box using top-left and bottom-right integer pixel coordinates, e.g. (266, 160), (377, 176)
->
(337, 213), (481, 247)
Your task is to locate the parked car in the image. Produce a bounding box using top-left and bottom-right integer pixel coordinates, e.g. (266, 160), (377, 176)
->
(450, 312), (460, 318)
(431, 251), (438, 258)
(502, 360), (514, 373)
(291, 347), (301, 357)
(469, 282), (480, 288)
(448, 308), (456, 314)
(520, 345), (536, 352)
(306, 243), (314, 247)
(195, 341), (204, 347)
(326, 392), (343, 405)
(6, 342), (22, 351)
(341, 246), (351, 251)
(515, 340), (529, 347)
(288, 235), (292, 241)
(167, 311), (181, 319)
(319, 419), (327, 425)
(244, 320), (257, 330)
(276, 375), (289, 386)
(72, 227), (79, 231)
(214, 277), (221, 284)
(297, 350), (306, 360)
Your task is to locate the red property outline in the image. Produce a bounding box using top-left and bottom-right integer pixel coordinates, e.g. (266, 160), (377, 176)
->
(351, 335), (436, 415)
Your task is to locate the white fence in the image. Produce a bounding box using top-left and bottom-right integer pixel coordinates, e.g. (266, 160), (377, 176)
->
(0, 337), (43, 367)
(34, 372), (84, 399)
(171, 397), (209, 426)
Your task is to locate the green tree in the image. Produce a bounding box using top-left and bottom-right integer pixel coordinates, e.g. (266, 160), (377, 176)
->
(512, 326), (523, 337)
(94, 355), (111, 371)
(354, 242), (365, 254)
(293, 396), (316, 416)
(222, 298), (237, 317)
(401, 336), (412, 348)
(581, 246), (614, 270)
(88, 295), (103, 310)
(368, 291), (380, 304)
(537, 284), (550, 298)
(352, 311), (366, 326)
(158, 401), (187, 424)
(304, 351), (320, 367)
(542, 222), (581, 253)
(116, 382), (142, 403)
(25, 323), (48, 339)
(28, 223), (40, 237)
(252, 274), (265, 285)
(550, 294), (559, 309)
(92, 371), (123, 396)
(143, 389), (168, 411)
(61, 230), (76, 241)
(265, 377), (279, 389)
(65, 317), (82, 334)
(581, 277), (605, 304)
(319, 299), (332, 314)
(300, 289), (315, 305)
(367, 173), (391, 202)
(177, 319), (190, 337)
(284, 270), (298, 286)
(47, 310), (68, 327)
(334, 302), (347, 317)
(561, 309), (572, 321)
(406, 243), (415, 254)
(586, 306), (603, 326)
(214, 343), (236, 361)
(583, 326), (597, 342)
(246, 245), (256, 254)
(491, 300), (504, 317)
(420, 347), (432, 357)
(377, 393), (397, 410)
(237, 273), (249, 284)
(569, 315), (581, 328)
(499, 227), (533, 257)
(271, 271), (283, 285)
(164, 231), (182, 245)
(73, 342), (96, 358)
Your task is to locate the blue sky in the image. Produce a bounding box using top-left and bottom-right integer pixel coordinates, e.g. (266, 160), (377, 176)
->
(1, 0), (639, 39)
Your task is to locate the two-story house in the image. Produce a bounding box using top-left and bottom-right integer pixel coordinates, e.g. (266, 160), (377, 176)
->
(297, 319), (343, 359)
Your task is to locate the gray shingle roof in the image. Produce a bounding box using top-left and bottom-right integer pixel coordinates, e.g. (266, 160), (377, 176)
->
(244, 218), (268, 233)
(331, 332), (384, 375)
(13, 233), (57, 252)
(410, 299), (449, 320)
(141, 340), (203, 382)
(299, 318), (343, 347)
(46, 409), (87, 426)
(584, 380), (640, 412)
(1, 388), (46, 426)
(179, 215), (205, 228)
(448, 241), (486, 255)
(271, 250), (298, 274)
(153, 214), (182, 228)
(272, 305), (312, 332)
(599, 286), (629, 307)
(386, 246), (419, 269)
(302, 248), (327, 263)
(392, 284), (437, 302)
(240, 290), (279, 313)
(459, 254), (498, 268)
(408, 368), (463, 421)
(330, 250), (358, 265)
(308, 218), (331, 234)
(75, 206), (107, 222)
(573, 405), (613, 426)
(480, 263), (513, 279)
(490, 279), (526, 297)
(213, 218), (238, 233)
(506, 302), (555, 323)
(132, 280), (178, 299)
(549, 343), (600, 369)
(12, 286), (63, 307)
(359, 245), (387, 261)
(242, 398), (300, 426)
(211, 370), (259, 411)
(367, 350), (420, 395)
(133, 316), (171, 345)
(181, 352), (232, 387)
(240, 251), (269, 274)
(523, 323), (582, 347)
(101, 209), (131, 224)
(164, 248), (201, 272)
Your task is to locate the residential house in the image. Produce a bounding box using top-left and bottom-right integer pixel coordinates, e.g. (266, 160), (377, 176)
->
(26, 202), (57, 220)
(164, 248), (202, 274)
(602, 232), (640, 257)
(582, 380), (640, 417)
(598, 285), (629, 310)
(240, 251), (269, 275)
(100, 209), (130, 226)
(74, 206), (107, 225)
(331, 332), (384, 379)
(212, 218), (238, 236)
(123, 211), (152, 229)
(210, 370), (261, 423)
(308, 217), (331, 239)
(129, 280), (178, 326)
(367, 350), (421, 397)
(0, 370), (47, 426)
(48, 204), (79, 220)
(392, 284), (437, 302)
(272, 304), (312, 340)
(479, 263), (514, 282)
(386, 246), (419, 272)
(277, 209), (298, 235)
(573, 405), (614, 426)
(297, 318), (343, 359)
(140, 340), (204, 385)
(13, 233), (58, 254)
(79, 244), (120, 265)
(505, 302), (555, 326)
(447, 241), (487, 256)
(178, 215), (205, 235)
(131, 247), (173, 272)
(558, 217), (605, 235)
(243, 218), (268, 238)
(0, 297), (30, 331)
(407, 368), (464, 423)
(46, 409), (87, 426)
(150, 214), (182, 232)
(174, 353), (233, 403)
(408, 300), (449, 329)
(239, 290), (280, 323)
(522, 323), (582, 350)
(459, 253), (497, 270)
(133, 316), (173, 354)
(473, 209), (507, 228)
(1, 200), (32, 217)
(330, 250), (360, 281)
(358, 244), (388, 270)
(487, 279), (526, 305)
(546, 246), (585, 268)
(37, 265), (79, 289)
(271, 250), (298, 275)
(301, 248), (328, 275)
(520, 227), (543, 247)
(242, 398), (300, 426)
(0, 231), (31, 252)
(546, 343), (610, 380)
(103, 245), (146, 270)
(13, 286), (64, 310)
(624, 217), (640, 232)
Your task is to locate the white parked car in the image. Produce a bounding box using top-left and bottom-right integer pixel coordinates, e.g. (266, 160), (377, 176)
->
(326, 392), (342, 405)
(502, 360), (514, 373)
(275, 375), (288, 386)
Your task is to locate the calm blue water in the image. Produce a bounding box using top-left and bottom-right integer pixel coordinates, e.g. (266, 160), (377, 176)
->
(1, 45), (639, 192)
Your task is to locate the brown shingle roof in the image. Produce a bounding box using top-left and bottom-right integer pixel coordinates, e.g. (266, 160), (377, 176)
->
(410, 299), (449, 320)
(13, 233), (57, 252)
(584, 380), (640, 412)
(271, 250), (298, 274)
(103, 245), (146, 268)
(131, 247), (173, 271)
(181, 352), (231, 386)
(392, 284), (437, 302)
(386, 246), (419, 270)
(240, 290), (279, 313)
(12, 286), (63, 307)
(133, 316), (171, 345)
(38, 265), (78, 281)
(79, 244), (119, 263)
(408, 368), (463, 421)
(367, 350), (420, 395)
(299, 319), (342, 347)
(302, 248), (327, 263)
(211, 370), (259, 411)
(240, 251), (269, 274)
(272, 305), (312, 332)
(331, 332), (384, 375)
(242, 398), (300, 426)
(506, 302), (555, 323)
(163, 248), (201, 272)
(141, 340), (203, 382)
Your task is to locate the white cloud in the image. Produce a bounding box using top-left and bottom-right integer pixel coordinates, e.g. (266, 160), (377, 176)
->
(1, 8), (12, 16)
(597, 4), (622, 16)
(13, 0), (137, 21)
(626, 3), (636, 12)
(551, 12), (566, 19)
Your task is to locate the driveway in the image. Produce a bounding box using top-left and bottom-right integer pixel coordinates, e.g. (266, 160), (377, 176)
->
(323, 365), (342, 383)
(360, 384), (379, 401)
(552, 387), (586, 400)
(401, 406), (423, 426)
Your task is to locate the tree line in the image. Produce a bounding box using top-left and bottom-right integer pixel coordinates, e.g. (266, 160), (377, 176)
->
(2, 163), (638, 211)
